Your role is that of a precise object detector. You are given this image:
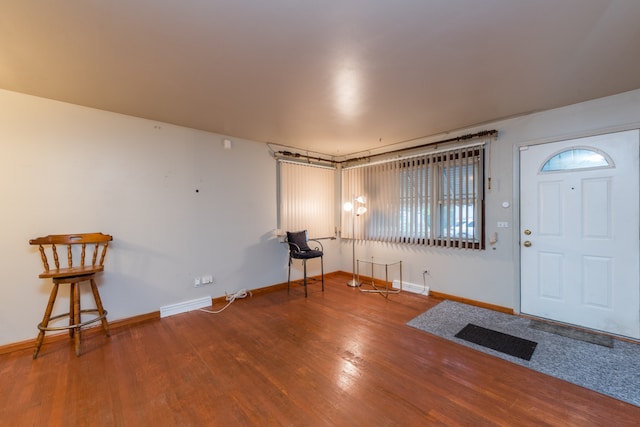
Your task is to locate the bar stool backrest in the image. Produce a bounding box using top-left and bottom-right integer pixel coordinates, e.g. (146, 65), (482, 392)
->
(29, 232), (113, 279)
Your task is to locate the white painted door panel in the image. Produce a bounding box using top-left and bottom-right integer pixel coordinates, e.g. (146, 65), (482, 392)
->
(520, 130), (640, 339)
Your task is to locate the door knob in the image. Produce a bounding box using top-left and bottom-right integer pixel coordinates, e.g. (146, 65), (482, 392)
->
(523, 241), (532, 247)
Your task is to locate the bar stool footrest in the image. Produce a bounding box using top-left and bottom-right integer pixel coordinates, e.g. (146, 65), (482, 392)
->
(37, 309), (109, 332)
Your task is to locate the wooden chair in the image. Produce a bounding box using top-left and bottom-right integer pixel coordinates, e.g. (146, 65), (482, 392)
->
(286, 230), (324, 297)
(29, 233), (113, 358)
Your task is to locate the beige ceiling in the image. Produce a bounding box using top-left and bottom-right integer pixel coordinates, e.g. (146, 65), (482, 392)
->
(2, 1), (640, 157)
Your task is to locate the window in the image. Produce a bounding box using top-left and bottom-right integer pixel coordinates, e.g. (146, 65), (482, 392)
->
(342, 143), (485, 249)
(278, 161), (336, 239)
(541, 147), (612, 172)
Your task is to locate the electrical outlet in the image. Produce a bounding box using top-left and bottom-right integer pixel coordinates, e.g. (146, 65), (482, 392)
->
(194, 275), (214, 287)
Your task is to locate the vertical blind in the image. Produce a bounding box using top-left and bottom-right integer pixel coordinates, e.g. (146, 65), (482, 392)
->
(342, 142), (485, 249)
(278, 160), (336, 239)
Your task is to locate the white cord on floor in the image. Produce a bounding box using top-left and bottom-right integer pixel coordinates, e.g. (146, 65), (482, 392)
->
(199, 289), (252, 314)
(422, 270), (429, 294)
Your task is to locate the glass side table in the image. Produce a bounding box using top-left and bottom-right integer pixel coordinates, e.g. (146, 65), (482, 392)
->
(356, 258), (402, 298)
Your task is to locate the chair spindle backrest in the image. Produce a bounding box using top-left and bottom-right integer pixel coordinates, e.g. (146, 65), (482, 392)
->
(30, 233), (112, 273)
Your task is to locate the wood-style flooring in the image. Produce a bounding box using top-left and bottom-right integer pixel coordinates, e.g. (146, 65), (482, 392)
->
(1, 272), (638, 426)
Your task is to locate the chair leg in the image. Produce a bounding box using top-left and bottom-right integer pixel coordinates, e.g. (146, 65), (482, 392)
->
(33, 283), (60, 359)
(90, 279), (110, 337)
(321, 255), (324, 292)
(303, 260), (308, 298)
(287, 257), (292, 294)
(69, 283), (76, 338)
(73, 282), (81, 356)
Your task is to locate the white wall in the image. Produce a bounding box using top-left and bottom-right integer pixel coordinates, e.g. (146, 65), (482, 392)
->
(341, 89), (640, 310)
(0, 89), (339, 346)
(2, 87), (639, 347)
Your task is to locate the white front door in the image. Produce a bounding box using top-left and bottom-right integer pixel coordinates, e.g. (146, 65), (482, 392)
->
(520, 130), (640, 339)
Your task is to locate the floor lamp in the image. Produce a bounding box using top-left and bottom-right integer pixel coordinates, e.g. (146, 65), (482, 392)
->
(344, 196), (367, 287)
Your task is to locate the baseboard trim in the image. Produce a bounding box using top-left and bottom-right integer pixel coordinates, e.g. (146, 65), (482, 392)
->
(160, 296), (212, 318)
(339, 271), (510, 313)
(1, 271), (512, 355)
(429, 290), (514, 314)
(213, 272), (345, 304)
(0, 311), (160, 355)
(392, 279), (429, 295)
(1, 277), (325, 354)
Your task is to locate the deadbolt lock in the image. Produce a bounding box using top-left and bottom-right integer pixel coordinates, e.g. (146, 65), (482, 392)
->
(524, 229), (532, 235)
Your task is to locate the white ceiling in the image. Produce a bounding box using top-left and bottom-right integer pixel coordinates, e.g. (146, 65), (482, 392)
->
(2, 1), (640, 156)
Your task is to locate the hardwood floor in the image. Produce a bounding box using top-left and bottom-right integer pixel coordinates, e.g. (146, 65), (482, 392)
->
(1, 272), (638, 426)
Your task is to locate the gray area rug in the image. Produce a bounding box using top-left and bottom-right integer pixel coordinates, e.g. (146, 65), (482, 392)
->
(407, 300), (640, 407)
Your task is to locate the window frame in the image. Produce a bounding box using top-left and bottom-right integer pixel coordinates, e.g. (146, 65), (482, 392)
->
(341, 143), (485, 249)
(540, 146), (614, 173)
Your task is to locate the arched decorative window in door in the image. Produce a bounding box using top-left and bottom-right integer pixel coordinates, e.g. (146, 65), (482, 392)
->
(540, 147), (613, 173)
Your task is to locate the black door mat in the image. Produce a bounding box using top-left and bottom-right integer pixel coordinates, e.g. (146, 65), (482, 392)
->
(455, 323), (537, 360)
(529, 320), (614, 348)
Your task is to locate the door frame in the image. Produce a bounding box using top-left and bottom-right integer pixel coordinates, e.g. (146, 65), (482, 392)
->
(512, 125), (640, 315)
